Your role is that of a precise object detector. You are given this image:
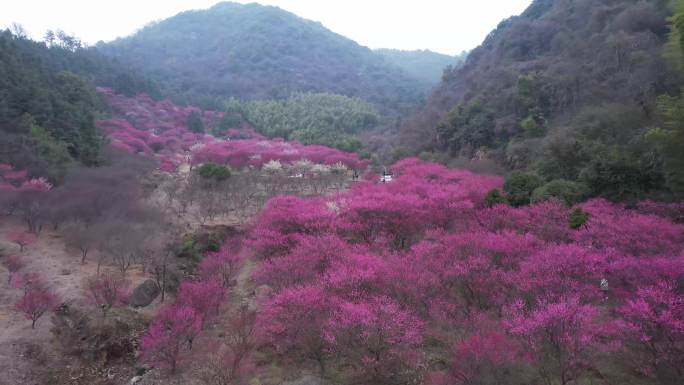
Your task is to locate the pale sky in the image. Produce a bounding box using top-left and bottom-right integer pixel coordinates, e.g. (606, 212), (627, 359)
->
(1, 1), (532, 55)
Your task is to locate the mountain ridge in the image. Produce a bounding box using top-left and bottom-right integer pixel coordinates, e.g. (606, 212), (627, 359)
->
(374, 48), (466, 85)
(97, 1), (437, 114)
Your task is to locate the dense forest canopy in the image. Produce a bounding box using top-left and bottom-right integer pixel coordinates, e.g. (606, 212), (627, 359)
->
(97, 2), (435, 115)
(222, 92), (380, 152)
(0, 29), (157, 180)
(400, 0), (684, 202)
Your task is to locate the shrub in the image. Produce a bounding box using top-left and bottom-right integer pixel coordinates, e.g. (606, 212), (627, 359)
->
(198, 163), (232, 181)
(568, 208), (590, 230)
(503, 171), (544, 207)
(521, 115), (545, 137)
(179, 239), (201, 262)
(204, 237), (221, 253)
(484, 189), (508, 208)
(531, 179), (589, 206)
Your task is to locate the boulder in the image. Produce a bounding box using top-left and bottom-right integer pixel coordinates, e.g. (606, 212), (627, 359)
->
(135, 364), (150, 376)
(129, 280), (160, 307)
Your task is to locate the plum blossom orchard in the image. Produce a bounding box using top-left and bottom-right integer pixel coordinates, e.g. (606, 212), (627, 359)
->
(96, 90), (368, 173)
(246, 158), (684, 385)
(7, 88), (683, 385)
(136, 157), (684, 384)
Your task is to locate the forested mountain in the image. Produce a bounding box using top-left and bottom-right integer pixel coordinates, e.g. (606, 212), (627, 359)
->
(98, 2), (431, 114)
(400, 0), (684, 202)
(0, 29), (158, 180)
(375, 48), (466, 84)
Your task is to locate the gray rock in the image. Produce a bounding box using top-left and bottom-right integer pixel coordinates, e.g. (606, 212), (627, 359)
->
(128, 280), (160, 307)
(130, 376), (143, 384)
(135, 364), (150, 376)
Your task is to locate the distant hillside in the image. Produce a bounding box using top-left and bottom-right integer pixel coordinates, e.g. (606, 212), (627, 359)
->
(400, 0), (684, 202)
(98, 2), (431, 114)
(375, 48), (466, 84)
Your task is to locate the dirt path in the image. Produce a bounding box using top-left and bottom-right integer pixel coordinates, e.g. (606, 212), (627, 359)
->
(235, 256), (256, 299)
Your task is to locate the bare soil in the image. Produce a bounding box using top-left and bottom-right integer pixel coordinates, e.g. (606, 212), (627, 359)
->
(0, 218), (155, 385)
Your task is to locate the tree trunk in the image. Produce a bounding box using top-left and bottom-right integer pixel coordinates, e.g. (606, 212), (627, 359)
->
(160, 264), (167, 302)
(317, 356), (326, 378)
